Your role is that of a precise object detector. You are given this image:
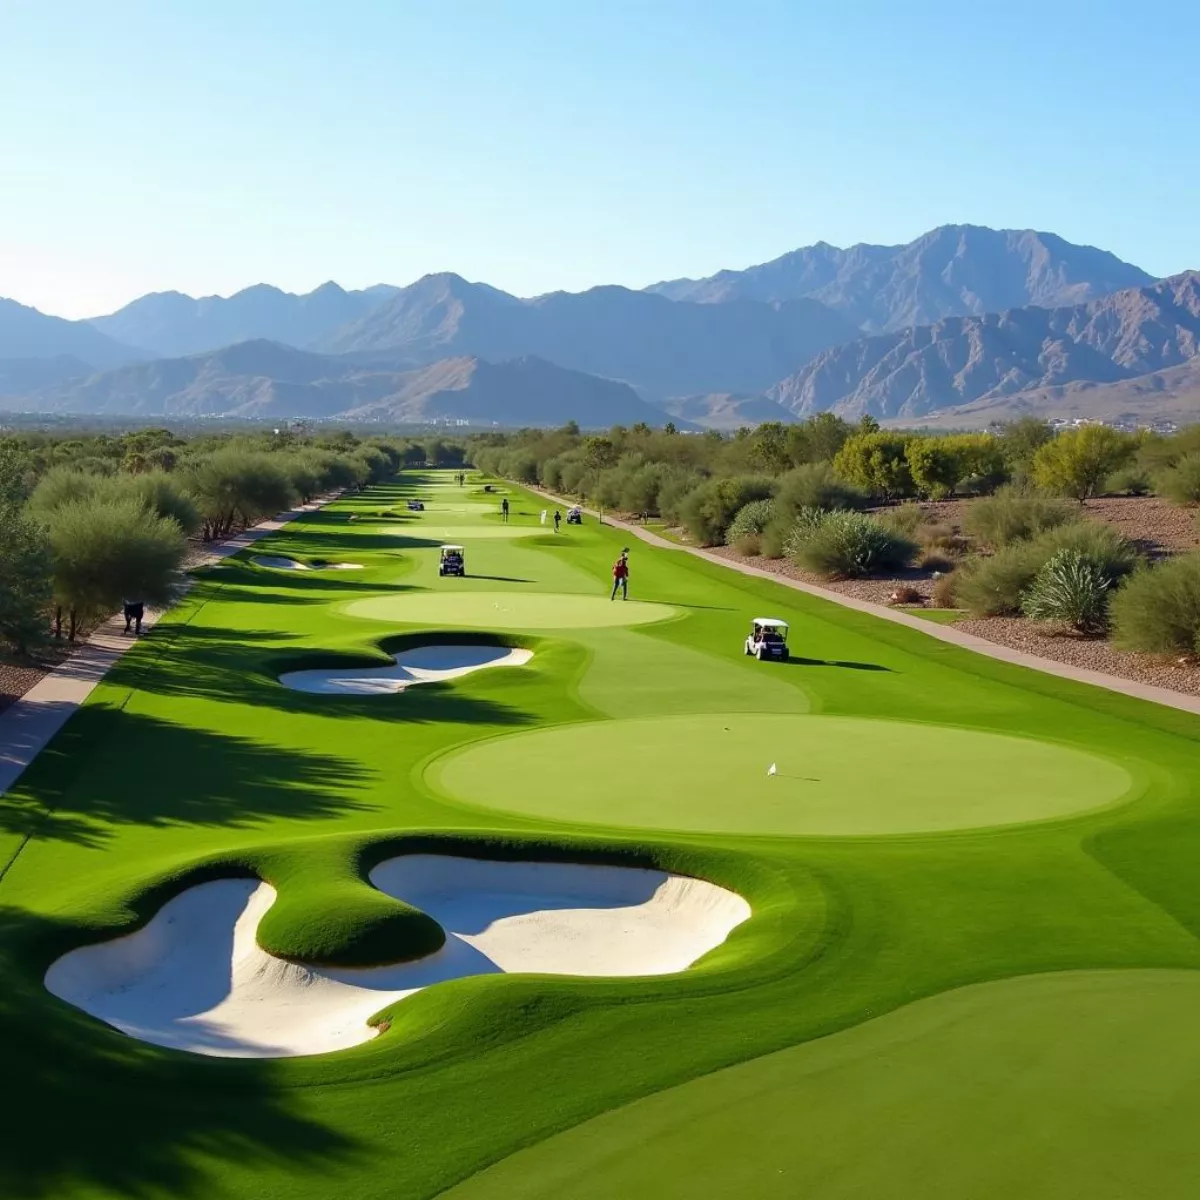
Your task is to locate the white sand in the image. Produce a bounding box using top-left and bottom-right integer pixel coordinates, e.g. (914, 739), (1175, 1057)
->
(45, 857), (750, 1058)
(278, 644), (533, 695)
(252, 555), (363, 571)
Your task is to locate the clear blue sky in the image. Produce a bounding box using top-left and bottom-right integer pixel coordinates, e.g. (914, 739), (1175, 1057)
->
(2, 0), (1197, 318)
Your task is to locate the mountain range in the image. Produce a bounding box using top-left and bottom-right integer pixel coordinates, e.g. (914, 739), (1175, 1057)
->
(5, 340), (672, 427)
(0, 225), (1195, 428)
(648, 225), (1155, 333)
(768, 272), (1200, 421)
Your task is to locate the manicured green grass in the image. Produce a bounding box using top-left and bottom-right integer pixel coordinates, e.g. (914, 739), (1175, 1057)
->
(429, 712), (1133, 836)
(4, 468), (1200, 1199)
(899, 605), (966, 623)
(443, 969), (1200, 1200)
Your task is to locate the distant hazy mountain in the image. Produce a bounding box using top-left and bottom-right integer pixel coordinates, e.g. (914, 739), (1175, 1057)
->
(325, 273), (859, 398)
(0, 355), (93, 396)
(657, 393), (796, 432)
(6, 339), (675, 427)
(767, 272), (1200, 420)
(648, 225), (1155, 333)
(0, 298), (139, 368)
(89, 282), (401, 357)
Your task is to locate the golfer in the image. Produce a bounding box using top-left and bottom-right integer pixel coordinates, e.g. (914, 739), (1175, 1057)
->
(501, 497), (509, 523)
(610, 549), (630, 600)
(553, 509), (562, 532)
(123, 598), (145, 635)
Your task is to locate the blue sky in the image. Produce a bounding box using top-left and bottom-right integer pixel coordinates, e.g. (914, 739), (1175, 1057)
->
(2, 0), (1197, 318)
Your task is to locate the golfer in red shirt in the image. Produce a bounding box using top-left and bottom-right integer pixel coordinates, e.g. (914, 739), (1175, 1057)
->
(611, 550), (630, 600)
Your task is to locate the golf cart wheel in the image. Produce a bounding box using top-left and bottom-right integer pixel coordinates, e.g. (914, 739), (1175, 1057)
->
(779, 649), (789, 661)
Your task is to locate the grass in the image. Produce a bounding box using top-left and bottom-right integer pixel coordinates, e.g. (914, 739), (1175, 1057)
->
(898, 606), (966, 624)
(4, 469), (1200, 1198)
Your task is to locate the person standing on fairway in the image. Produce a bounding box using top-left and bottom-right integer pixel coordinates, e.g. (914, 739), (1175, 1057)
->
(553, 508), (562, 532)
(501, 497), (509, 524)
(611, 549), (630, 600)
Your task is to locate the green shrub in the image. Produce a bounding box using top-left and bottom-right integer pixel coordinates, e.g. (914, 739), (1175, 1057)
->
(955, 542), (1043, 616)
(832, 432), (913, 500)
(788, 511), (916, 579)
(962, 489), (1078, 547)
(1106, 465), (1152, 496)
(1155, 453), (1200, 506)
(680, 475), (774, 546)
(931, 571), (959, 608)
(1029, 522), (1139, 584)
(1021, 550), (1112, 634)
(876, 502), (927, 538)
(775, 463), (866, 514)
(725, 499), (775, 546)
(1111, 555), (1200, 655)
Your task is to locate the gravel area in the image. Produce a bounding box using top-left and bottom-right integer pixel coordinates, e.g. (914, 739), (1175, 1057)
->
(0, 645), (76, 715)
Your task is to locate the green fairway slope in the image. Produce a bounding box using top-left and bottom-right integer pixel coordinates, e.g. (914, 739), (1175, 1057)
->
(3, 468), (1200, 1200)
(443, 969), (1200, 1200)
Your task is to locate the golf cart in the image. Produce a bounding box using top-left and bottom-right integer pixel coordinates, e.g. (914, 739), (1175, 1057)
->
(438, 544), (466, 577)
(406, 500), (425, 511)
(566, 506), (583, 525)
(745, 618), (789, 661)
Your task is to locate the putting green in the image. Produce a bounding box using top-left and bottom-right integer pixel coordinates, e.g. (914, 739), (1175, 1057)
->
(346, 591), (679, 631)
(429, 713), (1132, 836)
(443, 970), (1200, 1200)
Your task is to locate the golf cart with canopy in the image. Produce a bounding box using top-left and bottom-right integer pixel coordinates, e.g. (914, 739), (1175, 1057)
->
(745, 618), (789, 661)
(566, 506), (583, 525)
(439, 544), (466, 577)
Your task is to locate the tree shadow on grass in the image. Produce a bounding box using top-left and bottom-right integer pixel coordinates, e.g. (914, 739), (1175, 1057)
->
(0, 706), (377, 849)
(0, 908), (363, 1198)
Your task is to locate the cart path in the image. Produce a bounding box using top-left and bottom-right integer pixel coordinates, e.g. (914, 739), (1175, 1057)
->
(535, 490), (1200, 720)
(0, 495), (342, 804)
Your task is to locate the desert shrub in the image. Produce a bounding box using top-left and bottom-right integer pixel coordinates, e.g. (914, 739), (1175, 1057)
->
(1029, 521), (1139, 584)
(1111, 555), (1200, 655)
(0, 501), (52, 654)
(1155, 453), (1200, 506)
(123, 471), (201, 535)
(962, 489), (1078, 548)
(732, 533), (762, 556)
(680, 475), (774, 546)
(931, 571), (959, 608)
(725, 499), (775, 546)
(876, 502), (927, 538)
(955, 542), (1044, 616)
(1106, 464), (1152, 496)
(775, 462), (867, 515)
(1021, 550), (1112, 634)
(780, 507), (833, 558)
(920, 550), (954, 572)
(656, 469), (703, 526)
(919, 522), (968, 556)
(1032, 424), (1136, 499)
(788, 511), (916, 579)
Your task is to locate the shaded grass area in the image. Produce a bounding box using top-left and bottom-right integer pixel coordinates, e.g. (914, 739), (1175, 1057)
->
(4, 469), (1200, 1198)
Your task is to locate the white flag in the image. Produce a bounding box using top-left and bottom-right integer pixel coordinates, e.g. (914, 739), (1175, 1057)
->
(767, 763), (777, 777)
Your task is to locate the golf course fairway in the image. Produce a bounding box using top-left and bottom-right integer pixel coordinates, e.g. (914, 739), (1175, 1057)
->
(4, 468), (1200, 1200)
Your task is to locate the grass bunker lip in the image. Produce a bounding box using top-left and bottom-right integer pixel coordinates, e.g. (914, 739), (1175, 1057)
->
(44, 855), (750, 1059)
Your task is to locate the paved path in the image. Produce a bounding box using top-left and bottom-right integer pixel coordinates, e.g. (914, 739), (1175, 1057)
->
(0, 496), (340, 800)
(540, 491), (1200, 719)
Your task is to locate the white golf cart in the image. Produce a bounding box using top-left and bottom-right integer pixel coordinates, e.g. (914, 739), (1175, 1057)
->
(745, 617), (789, 661)
(438, 544), (466, 577)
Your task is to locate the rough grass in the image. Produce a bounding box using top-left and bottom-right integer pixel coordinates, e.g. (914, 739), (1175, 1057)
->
(963, 490), (1079, 548)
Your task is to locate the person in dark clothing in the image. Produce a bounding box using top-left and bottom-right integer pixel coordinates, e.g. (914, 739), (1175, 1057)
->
(123, 600), (145, 635)
(610, 550), (630, 600)
(501, 497), (510, 523)
(553, 509), (562, 532)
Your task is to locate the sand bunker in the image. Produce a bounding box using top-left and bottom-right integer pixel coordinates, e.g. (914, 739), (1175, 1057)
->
(253, 555), (362, 571)
(45, 856), (749, 1058)
(278, 644), (532, 695)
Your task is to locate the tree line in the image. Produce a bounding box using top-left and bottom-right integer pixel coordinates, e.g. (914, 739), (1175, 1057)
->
(0, 428), (466, 654)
